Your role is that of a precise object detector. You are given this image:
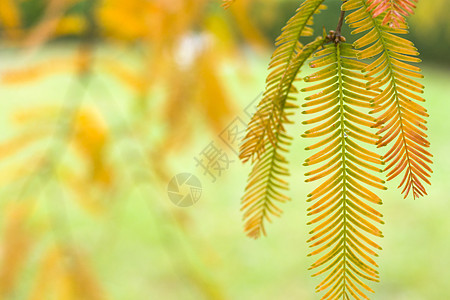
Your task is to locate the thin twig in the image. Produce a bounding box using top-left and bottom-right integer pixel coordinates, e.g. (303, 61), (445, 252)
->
(334, 0), (348, 43)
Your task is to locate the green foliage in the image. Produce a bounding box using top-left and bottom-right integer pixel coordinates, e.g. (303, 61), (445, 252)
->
(240, 0), (326, 239)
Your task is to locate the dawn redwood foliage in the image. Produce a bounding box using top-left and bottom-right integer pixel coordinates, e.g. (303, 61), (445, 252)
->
(226, 0), (432, 298)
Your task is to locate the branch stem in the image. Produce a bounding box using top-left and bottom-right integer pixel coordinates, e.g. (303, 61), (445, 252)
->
(334, 0), (348, 43)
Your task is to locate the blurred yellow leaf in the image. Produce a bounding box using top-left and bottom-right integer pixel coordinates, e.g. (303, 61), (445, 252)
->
(0, 202), (34, 298)
(73, 107), (113, 187)
(29, 246), (107, 300)
(54, 15), (87, 36)
(0, 0), (21, 39)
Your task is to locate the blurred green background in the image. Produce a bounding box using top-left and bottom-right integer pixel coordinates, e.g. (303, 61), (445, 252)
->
(0, 0), (449, 299)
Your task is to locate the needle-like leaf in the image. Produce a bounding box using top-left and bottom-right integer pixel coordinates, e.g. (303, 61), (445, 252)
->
(366, 0), (418, 28)
(240, 0), (326, 238)
(303, 42), (385, 300)
(344, 0), (432, 199)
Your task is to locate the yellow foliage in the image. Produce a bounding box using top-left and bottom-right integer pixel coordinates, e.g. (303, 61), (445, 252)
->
(98, 58), (147, 93)
(229, 0), (269, 49)
(0, 1), (268, 298)
(0, 202), (34, 299)
(29, 246), (106, 300)
(196, 49), (236, 134)
(11, 104), (60, 124)
(72, 107), (112, 187)
(97, 0), (160, 41)
(2, 58), (81, 85)
(0, 0), (21, 39)
(54, 15), (87, 36)
(0, 130), (49, 160)
(204, 14), (239, 58)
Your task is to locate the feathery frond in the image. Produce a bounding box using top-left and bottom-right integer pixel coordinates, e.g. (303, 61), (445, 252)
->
(240, 0), (326, 163)
(302, 42), (385, 299)
(239, 0), (326, 239)
(241, 37), (326, 239)
(367, 0), (418, 28)
(240, 0), (325, 238)
(344, 0), (432, 199)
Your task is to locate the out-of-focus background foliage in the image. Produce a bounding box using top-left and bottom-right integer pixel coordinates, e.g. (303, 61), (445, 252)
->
(0, 0), (449, 299)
